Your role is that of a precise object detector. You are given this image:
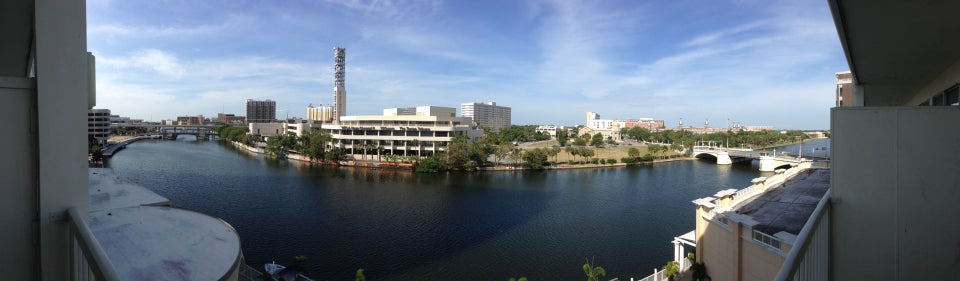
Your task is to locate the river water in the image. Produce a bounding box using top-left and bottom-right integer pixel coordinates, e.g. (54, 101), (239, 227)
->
(105, 138), (828, 280)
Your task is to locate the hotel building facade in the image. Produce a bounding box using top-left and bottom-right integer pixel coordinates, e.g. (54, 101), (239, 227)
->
(461, 102), (511, 131)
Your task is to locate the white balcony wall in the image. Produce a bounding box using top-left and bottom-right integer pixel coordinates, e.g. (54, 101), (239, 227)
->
(831, 107), (960, 280)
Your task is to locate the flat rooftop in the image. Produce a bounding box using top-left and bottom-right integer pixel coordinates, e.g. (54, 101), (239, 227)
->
(90, 168), (170, 211)
(733, 168), (830, 236)
(88, 168), (241, 280)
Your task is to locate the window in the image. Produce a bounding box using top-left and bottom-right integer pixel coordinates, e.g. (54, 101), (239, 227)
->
(932, 93), (945, 106)
(946, 86), (959, 106)
(752, 229), (781, 250)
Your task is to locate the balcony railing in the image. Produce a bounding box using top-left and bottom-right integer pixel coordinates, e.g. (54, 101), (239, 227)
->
(773, 189), (831, 281)
(67, 207), (121, 281)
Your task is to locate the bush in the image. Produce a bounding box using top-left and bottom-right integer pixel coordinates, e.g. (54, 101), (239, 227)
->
(621, 157), (637, 164)
(599, 159), (606, 164)
(415, 156), (444, 173)
(607, 158), (616, 164)
(641, 154), (654, 162)
(591, 158), (599, 164)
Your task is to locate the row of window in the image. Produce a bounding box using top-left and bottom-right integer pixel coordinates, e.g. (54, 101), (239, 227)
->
(339, 139), (450, 147)
(337, 130), (453, 137)
(918, 84), (959, 106)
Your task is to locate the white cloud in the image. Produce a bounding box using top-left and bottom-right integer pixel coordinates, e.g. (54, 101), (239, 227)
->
(99, 49), (185, 78)
(89, 14), (248, 38)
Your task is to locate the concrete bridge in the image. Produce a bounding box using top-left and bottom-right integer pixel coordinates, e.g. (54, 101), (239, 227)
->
(111, 124), (219, 141)
(691, 145), (803, 172)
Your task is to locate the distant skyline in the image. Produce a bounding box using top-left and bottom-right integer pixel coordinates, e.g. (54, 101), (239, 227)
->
(89, 0), (846, 129)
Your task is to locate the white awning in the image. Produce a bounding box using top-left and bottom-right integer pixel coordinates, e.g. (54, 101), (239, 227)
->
(674, 230), (696, 247)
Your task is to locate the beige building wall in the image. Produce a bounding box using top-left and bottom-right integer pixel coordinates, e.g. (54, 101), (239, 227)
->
(700, 218), (738, 281)
(739, 238), (785, 281)
(835, 71), (854, 107)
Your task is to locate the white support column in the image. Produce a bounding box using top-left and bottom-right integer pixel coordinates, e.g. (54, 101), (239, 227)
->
(716, 151), (733, 165)
(759, 156), (775, 172)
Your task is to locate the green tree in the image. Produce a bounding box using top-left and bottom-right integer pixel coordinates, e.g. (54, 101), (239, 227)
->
(293, 255), (308, 274)
(415, 155), (445, 173)
(648, 144), (662, 159)
(573, 136), (587, 146)
(548, 147), (561, 164)
(590, 133), (604, 147)
(494, 143), (512, 166)
(663, 260), (680, 280)
(628, 147), (640, 158)
(522, 148), (548, 170)
(557, 128), (568, 146)
(355, 268), (366, 281)
(443, 136), (471, 170)
(583, 259), (606, 281)
(265, 135), (285, 158)
(89, 144), (103, 163)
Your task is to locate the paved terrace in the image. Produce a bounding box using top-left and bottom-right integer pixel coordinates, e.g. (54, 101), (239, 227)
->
(732, 168), (830, 236)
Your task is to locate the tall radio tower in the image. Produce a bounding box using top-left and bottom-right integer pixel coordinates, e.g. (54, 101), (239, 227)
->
(333, 47), (346, 122)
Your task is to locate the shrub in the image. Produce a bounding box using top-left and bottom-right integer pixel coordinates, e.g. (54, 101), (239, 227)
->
(607, 158), (616, 164)
(621, 157), (637, 164)
(591, 158), (599, 164)
(599, 159), (606, 164)
(415, 156), (444, 173)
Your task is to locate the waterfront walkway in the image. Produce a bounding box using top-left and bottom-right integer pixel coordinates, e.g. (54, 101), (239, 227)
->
(101, 135), (160, 156)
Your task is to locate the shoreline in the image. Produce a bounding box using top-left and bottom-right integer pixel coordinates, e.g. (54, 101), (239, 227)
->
(225, 140), (696, 172)
(102, 135), (161, 157)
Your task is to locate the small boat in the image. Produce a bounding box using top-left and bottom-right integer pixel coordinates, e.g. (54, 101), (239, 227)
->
(264, 261), (314, 281)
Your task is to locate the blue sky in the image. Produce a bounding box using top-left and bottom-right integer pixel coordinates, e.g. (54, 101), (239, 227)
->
(88, 0), (846, 129)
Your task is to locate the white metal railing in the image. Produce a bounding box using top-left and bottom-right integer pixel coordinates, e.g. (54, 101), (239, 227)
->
(633, 259), (690, 281)
(635, 268), (666, 281)
(773, 189), (831, 281)
(67, 207), (121, 281)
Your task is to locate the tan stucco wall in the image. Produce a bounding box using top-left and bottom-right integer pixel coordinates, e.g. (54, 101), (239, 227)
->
(740, 239), (785, 281)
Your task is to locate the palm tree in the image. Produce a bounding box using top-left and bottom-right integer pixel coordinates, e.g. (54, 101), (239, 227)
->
(583, 259), (606, 281)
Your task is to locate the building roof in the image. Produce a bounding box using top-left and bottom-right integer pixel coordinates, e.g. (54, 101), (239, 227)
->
(732, 168), (830, 236)
(89, 168), (170, 211)
(88, 168), (241, 280)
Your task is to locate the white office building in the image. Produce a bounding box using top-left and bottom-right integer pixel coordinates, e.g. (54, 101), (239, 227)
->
(323, 106), (483, 158)
(88, 108), (111, 145)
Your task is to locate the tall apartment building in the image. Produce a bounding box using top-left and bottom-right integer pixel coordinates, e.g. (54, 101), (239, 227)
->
(88, 108), (111, 145)
(835, 71), (853, 107)
(461, 102), (511, 131)
(245, 99), (276, 123)
(307, 104), (334, 122)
